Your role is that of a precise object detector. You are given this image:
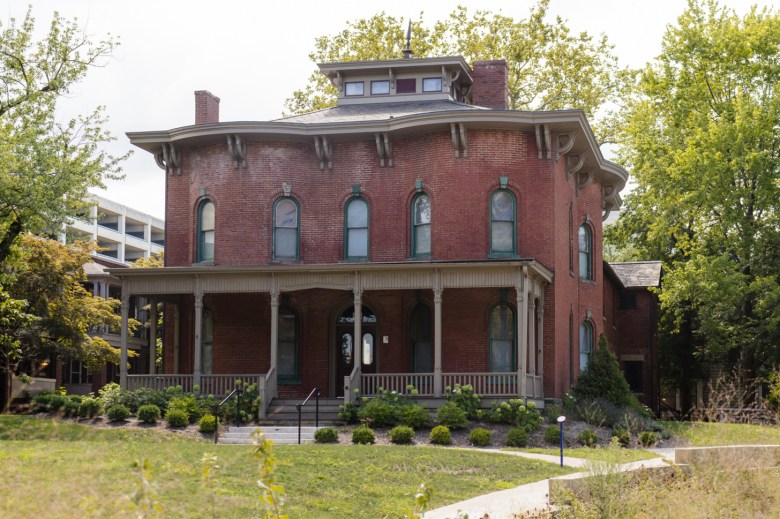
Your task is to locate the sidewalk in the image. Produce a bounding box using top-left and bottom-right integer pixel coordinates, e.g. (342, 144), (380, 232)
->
(424, 449), (672, 519)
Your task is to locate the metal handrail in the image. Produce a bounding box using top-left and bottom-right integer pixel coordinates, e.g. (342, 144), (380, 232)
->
(213, 386), (243, 444)
(296, 387), (320, 445)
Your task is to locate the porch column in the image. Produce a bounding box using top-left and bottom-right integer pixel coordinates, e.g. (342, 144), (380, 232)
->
(528, 298), (537, 384)
(517, 267), (528, 398)
(433, 284), (443, 396)
(148, 297), (157, 374)
(353, 288), (362, 369)
(173, 303), (180, 373)
(119, 291), (130, 389)
(270, 286), (279, 371)
(193, 289), (203, 390)
(537, 294), (544, 383)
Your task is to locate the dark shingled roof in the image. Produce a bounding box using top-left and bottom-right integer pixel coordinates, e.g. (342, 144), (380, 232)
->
(274, 100), (486, 124)
(608, 261), (662, 288)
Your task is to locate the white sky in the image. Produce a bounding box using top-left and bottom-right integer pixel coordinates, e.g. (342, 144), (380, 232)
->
(3, 0), (764, 220)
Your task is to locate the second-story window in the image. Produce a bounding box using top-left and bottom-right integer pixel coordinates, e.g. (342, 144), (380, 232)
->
(345, 82), (364, 96)
(490, 190), (516, 255)
(579, 224), (593, 280)
(370, 80), (390, 95)
(423, 77), (442, 92)
(345, 197), (369, 259)
(274, 198), (299, 260)
(197, 200), (215, 263)
(412, 194), (431, 257)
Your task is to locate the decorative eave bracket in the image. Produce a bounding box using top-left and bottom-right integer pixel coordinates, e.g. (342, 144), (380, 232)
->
(226, 134), (247, 169)
(314, 136), (332, 170)
(534, 124), (553, 160)
(556, 131), (577, 162)
(450, 123), (468, 158)
(375, 133), (393, 167)
(154, 143), (181, 176)
(566, 152), (586, 182)
(602, 184), (622, 221)
(576, 170), (594, 193)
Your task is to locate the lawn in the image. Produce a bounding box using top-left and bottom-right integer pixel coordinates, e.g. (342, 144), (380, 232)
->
(0, 416), (575, 518)
(663, 421), (780, 446)
(510, 447), (661, 463)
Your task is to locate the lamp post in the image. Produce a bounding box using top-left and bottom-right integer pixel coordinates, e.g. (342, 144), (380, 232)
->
(557, 415), (566, 467)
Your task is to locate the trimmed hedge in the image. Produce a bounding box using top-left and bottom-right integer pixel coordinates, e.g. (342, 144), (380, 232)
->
(429, 425), (452, 445)
(106, 404), (130, 422)
(314, 427), (339, 443)
(352, 426), (375, 445)
(389, 425), (415, 444)
(137, 404), (161, 424)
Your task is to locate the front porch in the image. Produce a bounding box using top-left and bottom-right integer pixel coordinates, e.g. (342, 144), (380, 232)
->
(112, 261), (552, 417)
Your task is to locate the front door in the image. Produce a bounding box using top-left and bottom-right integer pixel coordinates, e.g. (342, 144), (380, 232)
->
(335, 306), (377, 396)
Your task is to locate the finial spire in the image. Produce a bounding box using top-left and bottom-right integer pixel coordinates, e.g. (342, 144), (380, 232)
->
(402, 20), (413, 59)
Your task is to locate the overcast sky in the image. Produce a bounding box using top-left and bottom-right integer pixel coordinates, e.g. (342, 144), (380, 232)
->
(3, 0), (765, 220)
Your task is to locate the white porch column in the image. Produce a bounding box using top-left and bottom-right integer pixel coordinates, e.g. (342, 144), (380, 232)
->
(517, 267), (529, 398)
(536, 285), (544, 378)
(148, 297), (157, 374)
(353, 286), (362, 369)
(173, 304), (180, 373)
(119, 292), (130, 389)
(193, 289), (203, 390)
(528, 298), (537, 382)
(433, 282), (443, 396)
(270, 285), (279, 371)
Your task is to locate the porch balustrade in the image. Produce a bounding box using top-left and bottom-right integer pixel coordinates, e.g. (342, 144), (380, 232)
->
(126, 374), (265, 398)
(361, 373), (435, 396)
(442, 372), (519, 396)
(200, 374), (264, 397)
(127, 374), (194, 392)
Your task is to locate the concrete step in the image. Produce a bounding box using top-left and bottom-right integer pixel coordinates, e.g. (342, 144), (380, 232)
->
(218, 425), (322, 445)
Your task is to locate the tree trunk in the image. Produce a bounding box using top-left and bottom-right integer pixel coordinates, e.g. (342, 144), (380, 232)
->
(0, 218), (23, 265)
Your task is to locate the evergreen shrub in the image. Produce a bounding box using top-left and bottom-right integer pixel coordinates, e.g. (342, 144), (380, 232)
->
(389, 425), (415, 444)
(137, 404), (161, 424)
(429, 425), (452, 445)
(314, 427), (339, 443)
(352, 426), (375, 445)
(506, 427), (529, 447)
(165, 408), (189, 428)
(106, 404), (130, 422)
(578, 429), (598, 447)
(544, 425), (560, 445)
(468, 428), (492, 447)
(198, 414), (218, 433)
(436, 401), (468, 429)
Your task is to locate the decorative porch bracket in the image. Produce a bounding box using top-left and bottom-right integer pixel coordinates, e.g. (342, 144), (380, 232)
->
(450, 123), (468, 158)
(314, 135), (332, 170)
(154, 143), (181, 176)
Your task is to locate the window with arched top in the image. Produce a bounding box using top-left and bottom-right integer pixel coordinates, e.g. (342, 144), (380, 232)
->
(489, 303), (516, 372)
(411, 194), (431, 257)
(490, 190), (516, 255)
(578, 224), (593, 280)
(411, 304), (433, 372)
(278, 307), (299, 382)
(274, 198), (300, 260)
(579, 320), (594, 372)
(197, 200), (215, 263)
(345, 197), (369, 259)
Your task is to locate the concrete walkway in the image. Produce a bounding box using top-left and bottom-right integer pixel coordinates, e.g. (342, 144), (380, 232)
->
(424, 449), (672, 519)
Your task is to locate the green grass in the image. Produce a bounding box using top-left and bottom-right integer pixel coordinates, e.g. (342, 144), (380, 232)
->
(663, 421), (780, 446)
(506, 447), (660, 463)
(0, 416), (575, 517)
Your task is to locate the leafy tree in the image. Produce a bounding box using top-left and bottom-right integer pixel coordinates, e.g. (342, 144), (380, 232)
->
(284, 1), (630, 142)
(607, 1), (780, 405)
(130, 251), (165, 269)
(0, 8), (124, 263)
(0, 236), (130, 407)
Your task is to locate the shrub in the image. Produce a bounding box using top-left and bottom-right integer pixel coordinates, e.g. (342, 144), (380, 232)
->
(578, 429), (598, 447)
(217, 382), (261, 425)
(487, 399), (543, 432)
(615, 408), (647, 435)
(389, 425), (415, 444)
(314, 427), (339, 443)
(399, 404), (429, 429)
(436, 401), (468, 429)
(506, 427), (529, 447)
(468, 428), (492, 447)
(165, 408), (189, 428)
(352, 426), (375, 445)
(611, 427), (630, 448)
(168, 394), (204, 424)
(48, 394), (67, 412)
(429, 425), (452, 445)
(106, 404), (130, 422)
(78, 396), (101, 418)
(573, 398), (610, 427)
(98, 383), (130, 412)
(357, 398), (398, 427)
(445, 384), (481, 419)
(62, 397), (81, 417)
(199, 414), (218, 433)
(545, 402), (564, 424)
(338, 402), (360, 424)
(31, 392), (55, 412)
(129, 387), (169, 413)
(638, 431), (657, 447)
(137, 404), (161, 424)
(544, 425), (560, 445)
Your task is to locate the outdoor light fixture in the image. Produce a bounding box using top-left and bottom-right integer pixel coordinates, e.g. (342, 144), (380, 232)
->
(557, 415), (566, 467)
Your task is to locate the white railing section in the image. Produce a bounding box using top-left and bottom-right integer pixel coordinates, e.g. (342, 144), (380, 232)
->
(442, 372), (519, 396)
(127, 374), (194, 392)
(259, 367), (275, 418)
(361, 373), (435, 396)
(344, 366), (361, 404)
(200, 374), (263, 397)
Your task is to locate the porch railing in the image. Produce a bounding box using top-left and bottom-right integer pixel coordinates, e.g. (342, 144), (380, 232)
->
(442, 372), (519, 396)
(344, 366), (361, 404)
(200, 374), (263, 397)
(127, 374), (194, 392)
(361, 373), (435, 396)
(126, 374), (265, 399)
(259, 366), (276, 418)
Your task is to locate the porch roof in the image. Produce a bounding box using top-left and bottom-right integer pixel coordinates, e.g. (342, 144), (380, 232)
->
(108, 259), (553, 297)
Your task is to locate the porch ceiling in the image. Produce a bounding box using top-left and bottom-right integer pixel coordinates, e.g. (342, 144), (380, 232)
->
(108, 260), (553, 296)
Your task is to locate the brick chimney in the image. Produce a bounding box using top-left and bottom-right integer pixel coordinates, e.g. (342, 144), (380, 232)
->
(194, 90), (220, 124)
(471, 60), (509, 110)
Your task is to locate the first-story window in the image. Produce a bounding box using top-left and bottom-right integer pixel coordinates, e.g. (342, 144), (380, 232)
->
(278, 307), (299, 382)
(579, 320), (593, 372)
(412, 193), (431, 256)
(274, 197), (300, 260)
(197, 200), (215, 263)
(345, 197), (368, 259)
(67, 359), (92, 385)
(489, 304), (516, 372)
(201, 309), (213, 375)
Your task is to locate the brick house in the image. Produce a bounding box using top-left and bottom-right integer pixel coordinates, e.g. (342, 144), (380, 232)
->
(115, 55), (649, 416)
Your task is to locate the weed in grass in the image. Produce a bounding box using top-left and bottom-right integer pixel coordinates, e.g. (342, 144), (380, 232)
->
(120, 458), (162, 517)
(200, 452), (220, 519)
(252, 429), (286, 518)
(404, 483), (433, 519)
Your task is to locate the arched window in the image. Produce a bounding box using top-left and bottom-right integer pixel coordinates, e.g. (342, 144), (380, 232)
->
(411, 194), (431, 257)
(489, 304), (515, 372)
(345, 197), (369, 259)
(411, 304), (433, 372)
(579, 320), (594, 372)
(490, 190), (516, 254)
(278, 307), (299, 382)
(578, 224), (593, 280)
(201, 309), (213, 375)
(274, 198), (299, 260)
(197, 200), (215, 263)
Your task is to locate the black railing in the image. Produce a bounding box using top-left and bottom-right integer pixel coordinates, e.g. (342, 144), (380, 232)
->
(213, 386), (243, 444)
(296, 387), (320, 445)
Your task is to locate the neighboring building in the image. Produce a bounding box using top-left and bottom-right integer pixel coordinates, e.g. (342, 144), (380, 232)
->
(115, 54), (654, 416)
